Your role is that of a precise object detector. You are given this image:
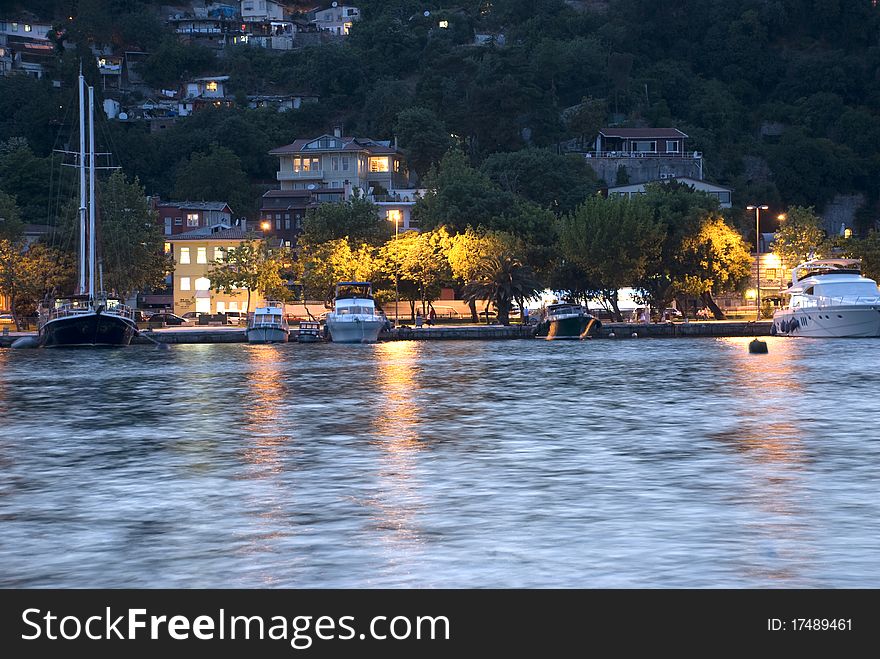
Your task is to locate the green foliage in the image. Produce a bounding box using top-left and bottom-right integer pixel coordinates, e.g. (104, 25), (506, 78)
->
(558, 195), (663, 320)
(0, 238), (73, 323)
(771, 205), (826, 269)
(0, 140), (55, 224)
(848, 231), (880, 283)
(0, 190), (24, 241)
(173, 146), (254, 218)
(463, 252), (543, 326)
(302, 197), (389, 247)
(480, 149), (599, 215)
(393, 107), (452, 179)
(99, 171), (170, 297)
(208, 239), (292, 313)
(676, 215), (753, 306)
(295, 238), (377, 305)
(141, 38), (215, 88)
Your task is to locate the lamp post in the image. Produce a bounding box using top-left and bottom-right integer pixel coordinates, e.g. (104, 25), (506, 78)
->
(387, 210), (401, 324)
(747, 204), (769, 321)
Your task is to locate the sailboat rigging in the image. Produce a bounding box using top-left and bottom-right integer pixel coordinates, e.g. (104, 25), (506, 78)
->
(37, 72), (137, 347)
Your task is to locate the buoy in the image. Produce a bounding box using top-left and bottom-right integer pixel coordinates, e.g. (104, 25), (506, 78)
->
(10, 336), (40, 349)
(631, 332), (638, 338)
(608, 331), (616, 338)
(749, 338), (768, 354)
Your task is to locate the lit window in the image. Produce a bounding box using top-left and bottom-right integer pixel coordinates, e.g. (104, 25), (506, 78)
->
(179, 247), (190, 264)
(369, 157), (389, 173)
(164, 242), (171, 254)
(179, 277), (191, 291)
(393, 159), (400, 173)
(214, 247), (225, 261)
(439, 20), (449, 28)
(24, 24), (32, 32)
(186, 213), (199, 227)
(197, 247), (207, 264)
(206, 81), (218, 92)
(195, 277), (210, 292)
(11, 23), (17, 31)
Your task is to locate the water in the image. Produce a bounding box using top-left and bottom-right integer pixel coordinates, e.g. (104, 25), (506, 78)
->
(1, 337), (879, 588)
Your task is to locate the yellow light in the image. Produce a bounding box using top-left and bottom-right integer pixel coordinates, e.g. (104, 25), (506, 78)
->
(777, 213), (786, 221)
(844, 228), (853, 239)
(261, 221), (271, 231)
(439, 20), (449, 28)
(765, 252), (781, 269)
(745, 288), (757, 300)
(386, 210), (402, 223)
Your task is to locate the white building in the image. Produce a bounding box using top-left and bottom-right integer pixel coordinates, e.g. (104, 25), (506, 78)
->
(311, 4), (360, 35)
(607, 176), (733, 208)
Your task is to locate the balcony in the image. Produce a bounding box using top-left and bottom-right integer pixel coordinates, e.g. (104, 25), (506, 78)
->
(587, 150), (702, 159)
(277, 170), (324, 181)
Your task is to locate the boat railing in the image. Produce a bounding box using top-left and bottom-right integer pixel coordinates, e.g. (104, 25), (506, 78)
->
(796, 295), (880, 309)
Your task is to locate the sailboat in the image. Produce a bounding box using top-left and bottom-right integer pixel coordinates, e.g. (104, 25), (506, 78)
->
(37, 73), (137, 347)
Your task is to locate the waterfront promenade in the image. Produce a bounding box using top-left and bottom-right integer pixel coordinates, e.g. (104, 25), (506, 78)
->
(0, 321), (774, 347)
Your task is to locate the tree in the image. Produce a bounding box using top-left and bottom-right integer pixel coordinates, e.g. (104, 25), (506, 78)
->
(379, 228), (451, 317)
(771, 205), (826, 269)
(301, 197), (389, 246)
(675, 216), (753, 319)
(99, 171), (171, 297)
(0, 191), (24, 241)
(0, 140), (55, 224)
(480, 148), (599, 216)
(563, 96), (607, 150)
(445, 227), (521, 322)
(173, 145), (254, 217)
(393, 107), (452, 179)
(294, 238), (377, 315)
(0, 239), (72, 329)
(208, 239), (293, 314)
(558, 195), (663, 321)
(463, 252), (543, 326)
(848, 231), (880, 283)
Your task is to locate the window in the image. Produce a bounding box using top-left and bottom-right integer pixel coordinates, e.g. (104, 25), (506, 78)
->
(393, 159), (400, 173)
(666, 140), (680, 153)
(11, 23), (17, 31)
(632, 140), (656, 153)
(764, 269), (777, 279)
(718, 191), (731, 205)
(164, 242), (171, 254)
(214, 247), (225, 261)
(164, 218), (172, 235)
(284, 218), (291, 229)
(342, 157), (349, 171)
(24, 24), (32, 32)
(174, 217), (182, 226)
(179, 247), (190, 264)
(275, 219), (281, 230)
(186, 213), (199, 227)
(179, 277), (191, 291)
(370, 157), (389, 172)
(195, 277), (210, 291)
(332, 157), (339, 171)
(197, 247), (207, 264)
(206, 81), (218, 92)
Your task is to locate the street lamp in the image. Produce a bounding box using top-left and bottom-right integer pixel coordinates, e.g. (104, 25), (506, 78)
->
(387, 210), (401, 324)
(747, 204), (769, 321)
(260, 220), (271, 232)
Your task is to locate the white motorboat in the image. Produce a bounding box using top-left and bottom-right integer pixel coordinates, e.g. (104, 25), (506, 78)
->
(325, 282), (386, 343)
(246, 302), (289, 343)
(771, 259), (880, 338)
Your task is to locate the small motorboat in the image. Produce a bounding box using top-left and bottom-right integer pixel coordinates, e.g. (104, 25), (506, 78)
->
(296, 320), (323, 343)
(246, 302), (289, 343)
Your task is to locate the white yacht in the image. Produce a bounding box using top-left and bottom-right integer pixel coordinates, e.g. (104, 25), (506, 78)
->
(325, 282), (387, 343)
(246, 302), (289, 343)
(771, 259), (880, 338)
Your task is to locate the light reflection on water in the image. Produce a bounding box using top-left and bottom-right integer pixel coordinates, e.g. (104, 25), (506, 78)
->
(1, 337), (880, 587)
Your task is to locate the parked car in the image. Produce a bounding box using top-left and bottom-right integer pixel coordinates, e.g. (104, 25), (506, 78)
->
(663, 307), (683, 319)
(147, 312), (190, 326)
(0, 313), (15, 325)
(224, 311), (247, 325)
(132, 310), (150, 322)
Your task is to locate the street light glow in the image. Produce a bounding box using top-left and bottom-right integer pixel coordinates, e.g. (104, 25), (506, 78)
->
(260, 221), (271, 231)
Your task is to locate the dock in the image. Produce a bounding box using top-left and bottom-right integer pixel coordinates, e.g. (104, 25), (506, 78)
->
(0, 321), (776, 348)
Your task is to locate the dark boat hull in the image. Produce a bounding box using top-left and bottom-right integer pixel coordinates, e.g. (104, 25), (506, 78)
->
(39, 312), (137, 348)
(537, 316), (601, 340)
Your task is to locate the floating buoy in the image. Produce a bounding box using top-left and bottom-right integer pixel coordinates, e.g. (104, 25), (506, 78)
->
(608, 331), (616, 338)
(749, 338), (768, 354)
(631, 332), (638, 338)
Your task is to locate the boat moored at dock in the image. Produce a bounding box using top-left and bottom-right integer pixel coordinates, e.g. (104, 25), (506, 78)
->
(325, 282), (386, 344)
(246, 302), (289, 343)
(536, 303), (601, 340)
(771, 259), (880, 338)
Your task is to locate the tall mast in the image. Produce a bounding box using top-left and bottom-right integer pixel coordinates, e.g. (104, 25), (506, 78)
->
(78, 71), (86, 294)
(88, 84), (96, 301)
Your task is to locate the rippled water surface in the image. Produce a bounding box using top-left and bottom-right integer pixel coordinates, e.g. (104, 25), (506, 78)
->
(1, 337), (879, 587)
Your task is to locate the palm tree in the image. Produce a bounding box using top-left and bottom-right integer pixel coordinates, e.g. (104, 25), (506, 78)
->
(463, 252), (543, 325)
